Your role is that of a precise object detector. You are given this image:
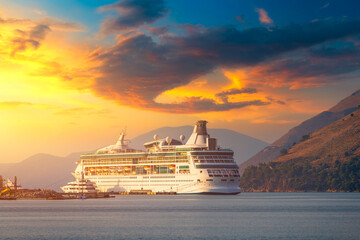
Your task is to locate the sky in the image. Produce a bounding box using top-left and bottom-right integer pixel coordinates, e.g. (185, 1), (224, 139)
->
(1, 0), (360, 163)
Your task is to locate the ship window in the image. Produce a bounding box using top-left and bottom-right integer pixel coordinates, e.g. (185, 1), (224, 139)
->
(179, 166), (189, 169)
(206, 179), (213, 181)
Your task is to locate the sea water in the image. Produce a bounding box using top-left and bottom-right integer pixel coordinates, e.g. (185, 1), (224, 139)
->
(0, 193), (359, 240)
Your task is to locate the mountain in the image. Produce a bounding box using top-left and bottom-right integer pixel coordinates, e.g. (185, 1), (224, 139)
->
(130, 126), (268, 164)
(240, 89), (360, 173)
(240, 109), (360, 192)
(0, 153), (81, 190)
(0, 127), (267, 190)
(273, 109), (360, 165)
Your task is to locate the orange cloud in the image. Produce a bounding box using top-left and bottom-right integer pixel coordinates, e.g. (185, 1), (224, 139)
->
(255, 8), (273, 24)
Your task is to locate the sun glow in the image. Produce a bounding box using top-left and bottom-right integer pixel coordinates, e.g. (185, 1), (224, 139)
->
(222, 69), (246, 89)
(1, 1), (354, 165)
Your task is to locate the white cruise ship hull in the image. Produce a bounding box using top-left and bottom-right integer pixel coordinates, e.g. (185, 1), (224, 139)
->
(83, 174), (241, 194)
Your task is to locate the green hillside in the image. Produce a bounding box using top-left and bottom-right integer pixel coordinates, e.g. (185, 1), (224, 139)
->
(240, 109), (360, 192)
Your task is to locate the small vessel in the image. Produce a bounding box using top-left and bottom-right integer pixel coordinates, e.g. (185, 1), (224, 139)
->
(66, 120), (241, 194)
(61, 177), (98, 195)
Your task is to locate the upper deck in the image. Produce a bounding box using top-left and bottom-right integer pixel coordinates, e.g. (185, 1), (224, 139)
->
(79, 120), (239, 170)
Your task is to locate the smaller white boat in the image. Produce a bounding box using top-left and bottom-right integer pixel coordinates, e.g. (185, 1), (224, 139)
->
(61, 178), (98, 194)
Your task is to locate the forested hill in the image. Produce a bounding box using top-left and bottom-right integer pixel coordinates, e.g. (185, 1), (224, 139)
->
(240, 89), (360, 173)
(240, 109), (360, 192)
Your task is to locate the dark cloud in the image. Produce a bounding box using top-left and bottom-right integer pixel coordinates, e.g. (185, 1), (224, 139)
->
(29, 24), (50, 40)
(266, 97), (286, 105)
(171, 19), (360, 67)
(150, 97), (269, 114)
(148, 26), (169, 36)
(91, 18), (360, 112)
(310, 45), (360, 59)
(92, 34), (214, 108)
(215, 88), (257, 103)
(11, 24), (51, 56)
(180, 24), (205, 35)
(246, 45), (360, 88)
(100, 0), (168, 34)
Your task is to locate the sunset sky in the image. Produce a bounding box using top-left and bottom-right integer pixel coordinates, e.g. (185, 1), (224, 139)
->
(1, 0), (360, 163)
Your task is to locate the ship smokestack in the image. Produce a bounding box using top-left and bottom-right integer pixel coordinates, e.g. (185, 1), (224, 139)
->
(186, 120), (210, 146)
(194, 120), (209, 136)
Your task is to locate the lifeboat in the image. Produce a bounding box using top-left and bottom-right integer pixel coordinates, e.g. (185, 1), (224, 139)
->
(124, 166), (131, 171)
(169, 165), (176, 169)
(144, 166), (150, 170)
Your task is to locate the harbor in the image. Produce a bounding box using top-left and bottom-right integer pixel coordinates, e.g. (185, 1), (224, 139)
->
(0, 176), (178, 200)
(0, 176), (114, 200)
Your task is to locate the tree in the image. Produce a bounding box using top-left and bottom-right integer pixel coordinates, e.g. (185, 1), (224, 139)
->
(280, 148), (288, 155)
(301, 134), (310, 141)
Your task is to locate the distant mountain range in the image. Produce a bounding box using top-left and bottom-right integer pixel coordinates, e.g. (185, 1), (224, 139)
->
(0, 153), (80, 190)
(240, 89), (360, 173)
(240, 109), (360, 192)
(0, 127), (267, 190)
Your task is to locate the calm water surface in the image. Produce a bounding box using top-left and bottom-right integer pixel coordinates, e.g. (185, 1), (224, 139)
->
(0, 193), (359, 240)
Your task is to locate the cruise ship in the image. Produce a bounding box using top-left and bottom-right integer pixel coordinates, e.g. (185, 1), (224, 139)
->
(65, 121), (241, 194)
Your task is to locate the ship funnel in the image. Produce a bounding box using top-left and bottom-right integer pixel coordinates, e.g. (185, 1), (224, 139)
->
(185, 120), (210, 146)
(194, 120), (208, 135)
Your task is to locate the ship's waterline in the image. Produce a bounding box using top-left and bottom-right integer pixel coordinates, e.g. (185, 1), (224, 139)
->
(62, 120), (241, 194)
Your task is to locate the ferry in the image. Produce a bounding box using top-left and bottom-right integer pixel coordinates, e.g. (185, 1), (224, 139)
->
(61, 177), (98, 194)
(64, 121), (241, 194)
